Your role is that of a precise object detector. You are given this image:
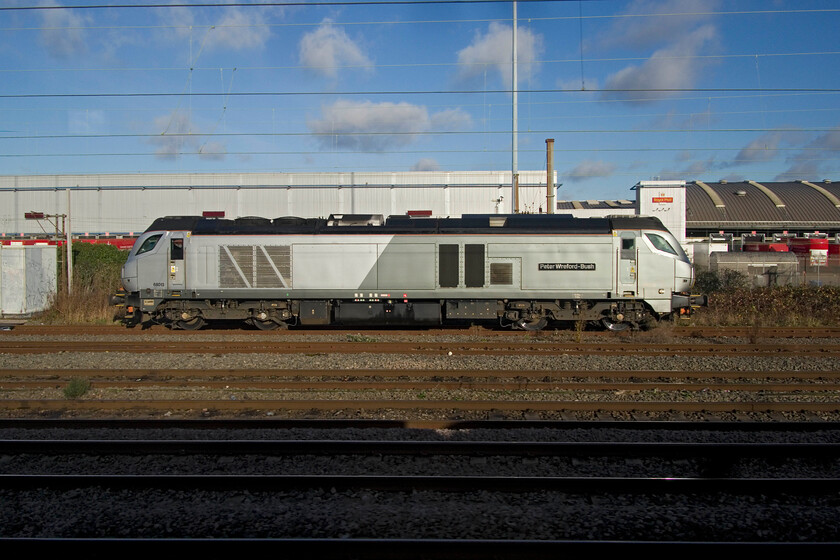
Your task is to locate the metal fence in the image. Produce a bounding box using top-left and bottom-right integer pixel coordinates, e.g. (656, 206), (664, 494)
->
(705, 251), (840, 287)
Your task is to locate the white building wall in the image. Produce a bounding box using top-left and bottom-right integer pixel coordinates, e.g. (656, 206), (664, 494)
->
(636, 180), (687, 245)
(393, 187), (447, 216)
(0, 171), (557, 234)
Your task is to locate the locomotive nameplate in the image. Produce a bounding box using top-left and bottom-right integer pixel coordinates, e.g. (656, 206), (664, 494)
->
(539, 263), (596, 271)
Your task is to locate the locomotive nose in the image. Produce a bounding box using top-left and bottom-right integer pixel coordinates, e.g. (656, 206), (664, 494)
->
(121, 260), (138, 292)
(674, 259), (694, 290)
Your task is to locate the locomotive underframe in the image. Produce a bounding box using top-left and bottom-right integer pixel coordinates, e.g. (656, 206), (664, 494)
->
(122, 292), (655, 330)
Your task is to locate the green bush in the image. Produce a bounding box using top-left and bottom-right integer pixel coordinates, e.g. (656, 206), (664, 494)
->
(63, 378), (91, 399)
(39, 243), (129, 324)
(71, 243), (128, 288)
(692, 281), (840, 326)
(694, 269), (748, 294)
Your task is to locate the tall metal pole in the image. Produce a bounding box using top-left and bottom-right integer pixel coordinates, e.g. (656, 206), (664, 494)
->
(546, 138), (555, 213)
(66, 188), (72, 294)
(511, 2), (518, 213)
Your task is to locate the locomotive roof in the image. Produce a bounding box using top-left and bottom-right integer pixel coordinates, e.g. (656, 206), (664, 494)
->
(146, 214), (668, 235)
(144, 216), (205, 232)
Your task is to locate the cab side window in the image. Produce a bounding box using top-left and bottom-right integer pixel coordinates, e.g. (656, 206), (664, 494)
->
(136, 234), (162, 256)
(620, 234), (636, 260)
(645, 233), (678, 255)
(171, 238), (184, 260)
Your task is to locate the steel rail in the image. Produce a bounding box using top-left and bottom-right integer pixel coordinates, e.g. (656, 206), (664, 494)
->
(1, 340), (838, 356)
(3, 379), (840, 392)
(4, 439), (840, 459)
(5, 324), (840, 338)
(2, 368), (838, 380)
(2, 474), (839, 493)
(1, 418), (837, 431)
(0, 537), (833, 553)
(1, 399), (839, 413)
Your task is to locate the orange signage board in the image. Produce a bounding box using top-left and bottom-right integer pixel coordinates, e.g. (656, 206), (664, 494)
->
(652, 196), (673, 203)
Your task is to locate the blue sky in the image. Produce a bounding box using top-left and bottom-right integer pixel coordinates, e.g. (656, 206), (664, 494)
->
(1, 0), (839, 201)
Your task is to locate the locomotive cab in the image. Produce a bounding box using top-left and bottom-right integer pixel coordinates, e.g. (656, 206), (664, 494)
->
(604, 220), (699, 330)
(119, 216), (204, 327)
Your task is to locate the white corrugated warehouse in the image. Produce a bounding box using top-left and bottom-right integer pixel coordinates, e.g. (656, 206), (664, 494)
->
(0, 170), (564, 236)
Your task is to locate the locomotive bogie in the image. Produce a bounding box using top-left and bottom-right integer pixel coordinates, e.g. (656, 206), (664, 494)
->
(118, 214), (702, 330)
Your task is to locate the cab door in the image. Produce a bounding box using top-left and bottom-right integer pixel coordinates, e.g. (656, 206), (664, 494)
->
(617, 231), (638, 297)
(168, 233), (186, 290)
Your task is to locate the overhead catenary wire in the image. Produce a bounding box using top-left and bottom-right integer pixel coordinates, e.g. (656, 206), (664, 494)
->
(4, 87), (840, 99)
(2, 2), (839, 185)
(1, 0), (582, 11)
(4, 2), (839, 14)
(3, 7), (840, 33)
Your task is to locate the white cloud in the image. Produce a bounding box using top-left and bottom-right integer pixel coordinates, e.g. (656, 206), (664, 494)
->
(719, 172), (746, 182)
(733, 132), (784, 164)
(209, 8), (271, 51)
(602, 25), (718, 103)
(308, 100), (471, 152)
(595, 0), (722, 52)
(38, 1), (88, 58)
(161, 6), (270, 53)
(556, 77), (600, 92)
(776, 127), (840, 180)
(198, 141), (227, 161)
(68, 110), (105, 134)
(561, 160), (617, 182)
(456, 22), (543, 87)
(412, 159), (440, 171)
(299, 23), (372, 78)
(683, 156), (719, 174)
(149, 112), (227, 160)
(150, 113), (193, 160)
(431, 109), (473, 131)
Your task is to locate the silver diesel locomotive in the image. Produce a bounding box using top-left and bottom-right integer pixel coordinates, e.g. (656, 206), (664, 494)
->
(115, 213), (704, 331)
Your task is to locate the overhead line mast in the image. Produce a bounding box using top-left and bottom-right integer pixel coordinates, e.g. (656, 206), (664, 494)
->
(512, 1), (518, 213)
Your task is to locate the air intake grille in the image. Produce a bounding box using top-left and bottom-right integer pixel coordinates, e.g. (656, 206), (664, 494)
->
(220, 245), (291, 288)
(490, 262), (513, 285)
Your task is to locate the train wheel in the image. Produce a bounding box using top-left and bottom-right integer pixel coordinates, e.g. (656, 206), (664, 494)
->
(176, 316), (205, 330)
(600, 317), (630, 332)
(516, 317), (547, 331)
(251, 319), (280, 331)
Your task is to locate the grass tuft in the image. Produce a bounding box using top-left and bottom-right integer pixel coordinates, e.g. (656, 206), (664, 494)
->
(346, 333), (377, 343)
(63, 378), (91, 399)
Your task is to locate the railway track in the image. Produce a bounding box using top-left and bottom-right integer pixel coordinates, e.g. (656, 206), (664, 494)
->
(4, 324), (840, 338)
(1, 367), (839, 417)
(1, 339), (839, 356)
(6, 379), (840, 392)
(4, 367), (839, 381)
(0, 324), (838, 419)
(4, 399), (839, 415)
(1, 419), (839, 551)
(5, 438), (840, 463)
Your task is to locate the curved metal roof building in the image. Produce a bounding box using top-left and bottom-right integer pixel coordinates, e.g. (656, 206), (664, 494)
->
(686, 180), (840, 236)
